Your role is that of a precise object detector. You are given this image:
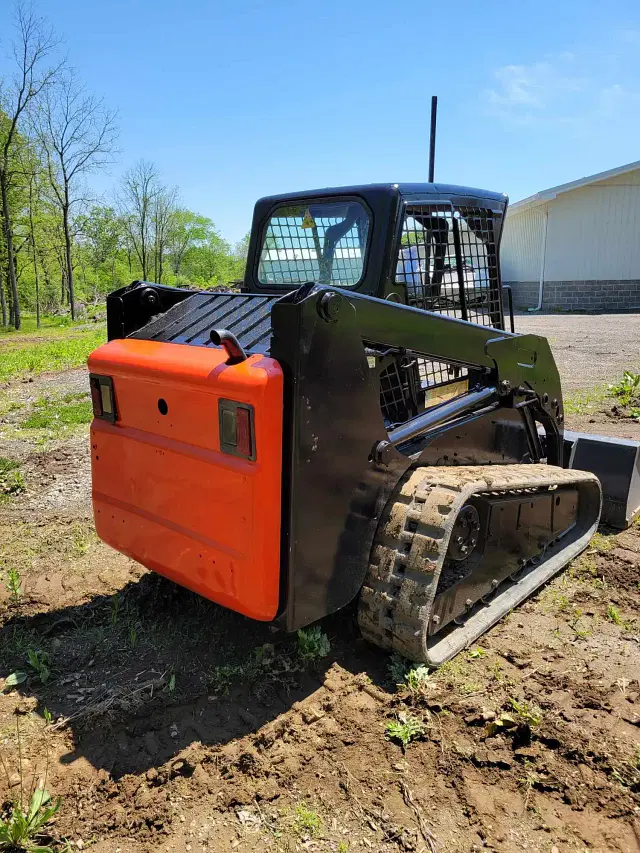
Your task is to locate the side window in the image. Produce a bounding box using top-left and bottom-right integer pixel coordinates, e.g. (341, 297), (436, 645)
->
(395, 204), (499, 327)
(258, 200), (370, 287)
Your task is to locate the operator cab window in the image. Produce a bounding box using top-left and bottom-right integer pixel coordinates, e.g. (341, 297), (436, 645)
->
(258, 200), (370, 287)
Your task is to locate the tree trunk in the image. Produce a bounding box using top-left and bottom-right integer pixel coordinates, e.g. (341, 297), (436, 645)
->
(28, 184), (41, 328)
(0, 171), (21, 329)
(0, 260), (6, 326)
(63, 199), (75, 320)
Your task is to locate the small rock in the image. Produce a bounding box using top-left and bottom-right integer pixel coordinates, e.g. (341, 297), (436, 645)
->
(169, 723), (179, 739)
(626, 691), (638, 704)
(301, 706), (325, 724)
(146, 768), (158, 783)
(514, 746), (538, 761)
(8, 772), (21, 787)
(551, 847), (560, 853)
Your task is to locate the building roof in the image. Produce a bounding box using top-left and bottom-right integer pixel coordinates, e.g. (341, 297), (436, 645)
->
(509, 160), (640, 215)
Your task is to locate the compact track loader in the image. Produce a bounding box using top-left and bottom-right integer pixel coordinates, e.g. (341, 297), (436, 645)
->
(88, 182), (639, 665)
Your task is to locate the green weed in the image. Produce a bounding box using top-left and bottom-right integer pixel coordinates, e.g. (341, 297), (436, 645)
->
(296, 626), (331, 663)
(0, 718), (63, 852)
(467, 647), (488, 659)
(405, 665), (431, 695)
(26, 649), (51, 685)
(608, 371), (640, 406)
(5, 649), (51, 690)
(606, 603), (633, 630)
(293, 802), (323, 838)
(4, 567), (23, 603)
(338, 843), (349, 853)
(385, 713), (426, 750)
(607, 603), (622, 624)
(508, 697), (542, 728)
(0, 458), (25, 501)
(387, 653), (409, 686)
(0, 328), (105, 382)
(0, 786), (61, 852)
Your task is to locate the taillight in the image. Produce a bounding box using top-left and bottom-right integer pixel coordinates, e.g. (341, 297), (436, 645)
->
(89, 375), (117, 424)
(218, 400), (255, 460)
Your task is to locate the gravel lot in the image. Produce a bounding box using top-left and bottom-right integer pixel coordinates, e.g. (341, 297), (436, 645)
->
(515, 312), (640, 393)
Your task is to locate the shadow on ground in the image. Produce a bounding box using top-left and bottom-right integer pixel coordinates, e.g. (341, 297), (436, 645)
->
(0, 573), (387, 778)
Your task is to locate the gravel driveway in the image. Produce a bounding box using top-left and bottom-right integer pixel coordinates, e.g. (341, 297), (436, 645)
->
(515, 312), (640, 393)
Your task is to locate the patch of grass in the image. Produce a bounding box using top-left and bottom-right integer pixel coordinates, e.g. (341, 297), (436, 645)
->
(589, 532), (616, 554)
(70, 521), (96, 557)
(0, 458), (25, 502)
(385, 713), (426, 750)
(296, 626), (331, 663)
(434, 655), (481, 695)
(293, 802), (323, 839)
(0, 312), (79, 337)
(21, 394), (92, 434)
(0, 327), (105, 381)
(563, 386), (608, 415)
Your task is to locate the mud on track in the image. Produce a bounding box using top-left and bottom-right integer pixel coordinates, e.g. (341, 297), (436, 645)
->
(1, 351), (639, 853)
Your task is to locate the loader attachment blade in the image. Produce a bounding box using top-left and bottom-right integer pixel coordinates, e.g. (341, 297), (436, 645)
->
(564, 430), (640, 529)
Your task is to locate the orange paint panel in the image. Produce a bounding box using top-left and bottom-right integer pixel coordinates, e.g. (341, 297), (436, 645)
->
(88, 339), (283, 621)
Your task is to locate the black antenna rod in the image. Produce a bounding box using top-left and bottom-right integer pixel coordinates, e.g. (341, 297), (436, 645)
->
(428, 95), (437, 183)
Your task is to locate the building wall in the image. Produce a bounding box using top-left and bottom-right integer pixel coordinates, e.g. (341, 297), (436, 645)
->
(500, 206), (546, 282)
(503, 279), (640, 311)
(502, 169), (640, 310)
(544, 184), (640, 280)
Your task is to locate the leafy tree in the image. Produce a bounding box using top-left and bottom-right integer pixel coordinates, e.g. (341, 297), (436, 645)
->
(0, 3), (61, 328)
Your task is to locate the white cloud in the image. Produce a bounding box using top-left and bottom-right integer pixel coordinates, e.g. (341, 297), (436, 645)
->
(483, 47), (640, 133)
(486, 61), (583, 111)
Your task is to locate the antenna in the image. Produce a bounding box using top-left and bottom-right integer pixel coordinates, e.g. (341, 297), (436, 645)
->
(428, 95), (437, 183)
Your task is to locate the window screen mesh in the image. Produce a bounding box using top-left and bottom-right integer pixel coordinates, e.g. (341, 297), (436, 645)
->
(379, 202), (504, 426)
(258, 201), (370, 287)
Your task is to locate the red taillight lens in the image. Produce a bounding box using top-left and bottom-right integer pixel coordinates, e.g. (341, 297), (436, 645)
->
(89, 375), (117, 424)
(90, 377), (103, 417)
(236, 406), (252, 458)
(218, 400), (255, 460)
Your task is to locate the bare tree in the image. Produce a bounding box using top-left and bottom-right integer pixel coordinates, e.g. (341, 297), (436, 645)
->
(37, 69), (118, 319)
(0, 2), (61, 328)
(153, 185), (177, 283)
(119, 160), (159, 281)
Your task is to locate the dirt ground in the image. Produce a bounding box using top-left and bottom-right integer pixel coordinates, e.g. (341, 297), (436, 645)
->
(1, 319), (639, 853)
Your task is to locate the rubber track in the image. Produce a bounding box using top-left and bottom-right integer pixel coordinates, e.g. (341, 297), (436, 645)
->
(357, 464), (601, 665)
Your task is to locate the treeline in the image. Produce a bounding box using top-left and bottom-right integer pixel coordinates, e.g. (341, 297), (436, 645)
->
(0, 4), (247, 330)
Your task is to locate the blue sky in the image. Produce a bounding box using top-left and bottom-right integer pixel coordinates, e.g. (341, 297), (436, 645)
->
(3, 0), (640, 243)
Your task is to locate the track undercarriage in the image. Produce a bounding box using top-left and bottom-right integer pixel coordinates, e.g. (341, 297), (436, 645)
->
(358, 464), (602, 665)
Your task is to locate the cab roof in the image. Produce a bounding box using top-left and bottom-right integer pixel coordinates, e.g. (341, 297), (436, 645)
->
(257, 182), (508, 206)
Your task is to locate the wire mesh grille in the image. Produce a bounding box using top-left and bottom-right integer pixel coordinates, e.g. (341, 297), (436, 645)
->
(257, 201), (370, 287)
(393, 203), (503, 394)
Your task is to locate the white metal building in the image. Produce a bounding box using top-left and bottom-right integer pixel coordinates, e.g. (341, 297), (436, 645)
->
(501, 161), (640, 311)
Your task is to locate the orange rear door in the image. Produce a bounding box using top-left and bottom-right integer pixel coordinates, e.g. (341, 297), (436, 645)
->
(88, 340), (283, 621)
